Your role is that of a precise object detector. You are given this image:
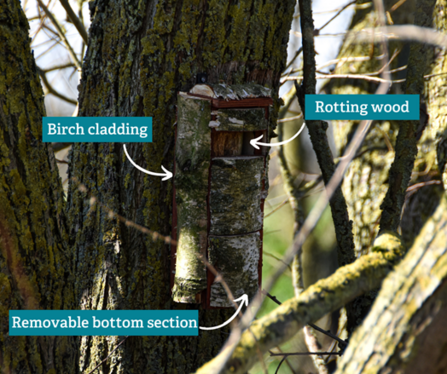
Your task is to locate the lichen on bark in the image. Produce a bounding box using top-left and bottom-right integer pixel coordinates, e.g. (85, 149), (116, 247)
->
(208, 233), (260, 307)
(0, 0), (77, 372)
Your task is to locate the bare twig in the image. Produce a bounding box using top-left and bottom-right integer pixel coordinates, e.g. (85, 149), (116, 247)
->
(277, 113), (303, 123)
(74, 178), (176, 245)
(271, 352), (342, 357)
(37, 67), (78, 105)
(43, 62), (76, 73)
(263, 291), (347, 361)
(389, 0), (408, 12)
(264, 198), (289, 218)
(317, 0), (357, 32)
(36, 0), (82, 69)
(263, 252), (292, 271)
(59, 0), (88, 44)
(406, 180), (442, 193)
(379, 0), (436, 233)
(296, 0), (355, 269)
(282, 74), (405, 84)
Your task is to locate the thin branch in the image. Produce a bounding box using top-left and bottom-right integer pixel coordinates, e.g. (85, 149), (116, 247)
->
(273, 346), (297, 374)
(316, 53), (386, 72)
(264, 198), (289, 218)
(36, 0), (82, 69)
(389, 0), (408, 12)
(285, 47), (303, 71)
(274, 356), (288, 374)
(282, 74), (405, 84)
(263, 291), (348, 351)
(296, 0), (355, 268)
(317, 0), (357, 32)
(195, 233), (405, 374)
(379, 0), (436, 233)
(263, 252), (292, 271)
(59, 0), (88, 44)
(271, 352), (341, 357)
(406, 180), (442, 193)
(37, 67), (78, 105)
(277, 113), (303, 123)
(42, 62), (76, 73)
(354, 25), (447, 48)
(73, 178), (176, 245)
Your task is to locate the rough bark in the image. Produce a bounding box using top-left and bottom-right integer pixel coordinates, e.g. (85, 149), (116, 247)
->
(66, 0), (296, 372)
(0, 0), (77, 372)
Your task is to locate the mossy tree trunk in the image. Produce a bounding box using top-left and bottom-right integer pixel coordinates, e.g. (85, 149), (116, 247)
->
(0, 1), (77, 372)
(66, 0), (296, 372)
(325, 0), (447, 334)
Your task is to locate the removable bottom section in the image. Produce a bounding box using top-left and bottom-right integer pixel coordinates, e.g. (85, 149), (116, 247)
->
(208, 232), (261, 308)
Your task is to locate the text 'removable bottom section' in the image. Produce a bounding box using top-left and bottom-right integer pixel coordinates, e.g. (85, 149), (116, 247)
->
(9, 310), (198, 336)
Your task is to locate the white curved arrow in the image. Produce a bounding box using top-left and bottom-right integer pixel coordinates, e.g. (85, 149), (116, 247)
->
(250, 122), (306, 149)
(199, 294), (249, 331)
(123, 144), (173, 181)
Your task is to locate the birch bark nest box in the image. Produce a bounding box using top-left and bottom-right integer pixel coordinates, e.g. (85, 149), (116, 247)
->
(171, 83), (272, 308)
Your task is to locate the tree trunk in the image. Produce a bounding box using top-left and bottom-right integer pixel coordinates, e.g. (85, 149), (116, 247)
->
(325, 0), (447, 334)
(336, 195), (447, 374)
(0, 0), (77, 372)
(66, 0), (296, 372)
(336, 1), (447, 369)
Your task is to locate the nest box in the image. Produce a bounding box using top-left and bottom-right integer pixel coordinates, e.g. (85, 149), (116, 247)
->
(171, 83), (272, 308)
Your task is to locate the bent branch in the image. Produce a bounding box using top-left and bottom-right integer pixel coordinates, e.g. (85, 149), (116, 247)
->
(196, 232), (405, 374)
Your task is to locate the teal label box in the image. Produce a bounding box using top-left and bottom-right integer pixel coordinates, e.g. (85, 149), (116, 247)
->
(9, 310), (198, 336)
(42, 117), (152, 142)
(305, 94), (420, 120)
